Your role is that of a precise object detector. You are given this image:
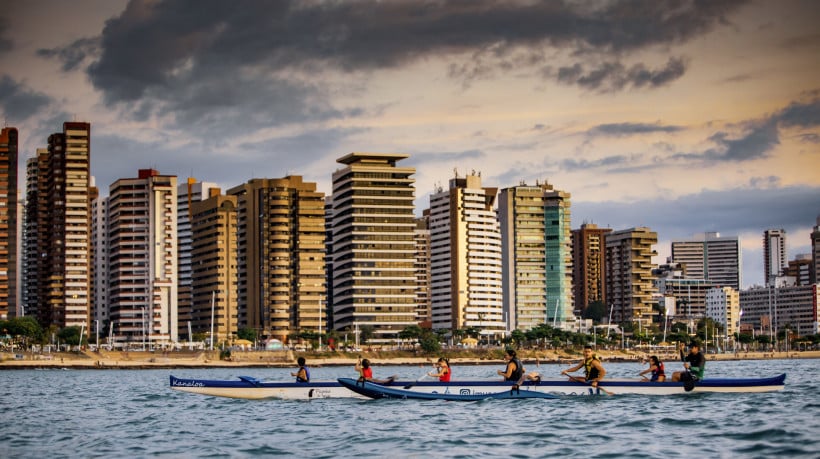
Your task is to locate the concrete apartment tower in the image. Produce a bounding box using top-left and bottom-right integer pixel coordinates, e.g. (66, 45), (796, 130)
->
(605, 227), (657, 330)
(430, 172), (505, 340)
(22, 153), (46, 319)
(107, 169), (178, 346)
(571, 223), (612, 318)
(0, 127), (18, 319)
(23, 122), (92, 329)
(763, 229), (787, 286)
(190, 192), (238, 345)
(413, 213), (432, 324)
(228, 176), (326, 344)
(811, 216), (820, 285)
(177, 178), (218, 341)
(671, 232), (742, 290)
(331, 153), (417, 345)
(499, 181), (574, 331)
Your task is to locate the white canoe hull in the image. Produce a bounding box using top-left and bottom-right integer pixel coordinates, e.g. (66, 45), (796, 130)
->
(170, 375), (367, 400)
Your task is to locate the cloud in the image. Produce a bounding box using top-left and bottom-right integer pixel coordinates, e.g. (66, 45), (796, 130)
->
(672, 96), (820, 163)
(552, 57), (688, 91)
(588, 122), (684, 137)
(0, 75), (53, 121)
(37, 37), (100, 71)
(36, 0), (745, 135)
(560, 153), (642, 172)
(0, 18), (12, 54)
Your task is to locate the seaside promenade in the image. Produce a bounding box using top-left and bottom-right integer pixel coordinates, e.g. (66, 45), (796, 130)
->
(2, 348), (818, 370)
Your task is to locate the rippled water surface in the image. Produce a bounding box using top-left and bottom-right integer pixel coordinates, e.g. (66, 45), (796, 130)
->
(1, 359), (817, 458)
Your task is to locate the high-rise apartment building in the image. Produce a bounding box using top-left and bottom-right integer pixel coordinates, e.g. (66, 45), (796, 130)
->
(106, 169), (178, 345)
(784, 254), (812, 286)
(430, 172), (505, 338)
(91, 194), (109, 334)
(499, 182), (573, 331)
(811, 216), (819, 285)
(571, 223), (612, 316)
(23, 122), (92, 329)
(413, 213), (432, 324)
(764, 229), (787, 286)
(190, 193), (238, 345)
(228, 176), (326, 343)
(22, 152), (46, 318)
(605, 227), (657, 329)
(0, 127), (18, 318)
(331, 153), (417, 344)
(671, 232), (741, 290)
(177, 178), (218, 340)
(739, 284), (819, 338)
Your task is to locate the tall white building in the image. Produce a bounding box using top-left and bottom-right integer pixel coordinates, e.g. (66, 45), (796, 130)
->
(331, 153), (417, 344)
(430, 173), (505, 339)
(177, 178), (218, 341)
(671, 232), (741, 290)
(764, 229), (787, 286)
(499, 181), (574, 331)
(107, 169), (178, 345)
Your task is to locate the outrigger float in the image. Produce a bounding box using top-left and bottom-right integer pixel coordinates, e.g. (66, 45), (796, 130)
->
(170, 373), (785, 400)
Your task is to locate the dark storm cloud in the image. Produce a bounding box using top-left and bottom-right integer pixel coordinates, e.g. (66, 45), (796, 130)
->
(37, 37), (100, 72)
(671, 96), (820, 163)
(39, 0), (746, 135)
(0, 75), (53, 121)
(0, 18), (12, 54)
(92, 127), (361, 192)
(588, 122), (684, 137)
(553, 57), (687, 91)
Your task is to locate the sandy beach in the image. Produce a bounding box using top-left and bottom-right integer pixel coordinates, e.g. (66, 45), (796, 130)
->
(2, 347), (818, 370)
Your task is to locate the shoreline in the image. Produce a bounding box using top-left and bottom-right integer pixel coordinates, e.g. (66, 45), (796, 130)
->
(2, 348), (817, 370)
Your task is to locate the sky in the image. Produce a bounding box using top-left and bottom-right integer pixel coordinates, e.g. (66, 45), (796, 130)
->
(0, 0), (818, 288)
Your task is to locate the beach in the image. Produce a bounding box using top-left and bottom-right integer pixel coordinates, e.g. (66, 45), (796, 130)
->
(2, 347), (818, 369)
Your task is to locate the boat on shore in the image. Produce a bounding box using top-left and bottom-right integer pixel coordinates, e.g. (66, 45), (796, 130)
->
(337, 378), (558, 400)
(339, 374), (786, 398)
(169, 375), (375, 400)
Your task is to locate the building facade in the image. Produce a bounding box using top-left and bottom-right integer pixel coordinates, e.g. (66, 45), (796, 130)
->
(430, 173), (505, 339)
(571, 223), (612, 317)
(605, 227), (657, 330)
(811, 216), (819, 285)
(23, 122), (92, 330)
(739, 284), (819, 338)
(671, 232), (741, 290)
(764, 229), (787, 286)
(331, 153), (417, 344)
(499, 182), (574, 331)
(106, 169), (178, 345)
(228, 176), (326, 343)
(705, 286), (741, 339)
(413, 213), (432, 324)
(177, 178), (219, 340)
(0, 127), (18, 318)
(190, 194), (238, 345)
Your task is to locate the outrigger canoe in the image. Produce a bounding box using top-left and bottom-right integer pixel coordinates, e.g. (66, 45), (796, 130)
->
(170, 373), (786, 400)
(340, 374), (786, 399)
(338, 378), (558, 400)
(169, 375), (376, 400)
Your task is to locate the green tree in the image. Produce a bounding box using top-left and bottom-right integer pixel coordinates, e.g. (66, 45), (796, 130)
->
(582, 301), (606, 323)
(57, 326), (82, 346)
(359, 325), (375, 345)
(236, 328), (257, 342)
(509, 329), (527, 349)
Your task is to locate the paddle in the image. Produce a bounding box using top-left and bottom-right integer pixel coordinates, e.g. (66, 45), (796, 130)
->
(403, 372), (430, 389)
(679, 343), (696, 392)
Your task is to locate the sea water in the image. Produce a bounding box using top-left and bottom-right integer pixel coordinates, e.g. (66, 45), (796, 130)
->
(0, 358), (817, 458)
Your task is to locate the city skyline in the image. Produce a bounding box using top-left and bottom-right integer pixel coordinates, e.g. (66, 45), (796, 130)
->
(1, 0), (818, 288)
